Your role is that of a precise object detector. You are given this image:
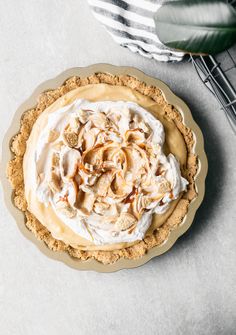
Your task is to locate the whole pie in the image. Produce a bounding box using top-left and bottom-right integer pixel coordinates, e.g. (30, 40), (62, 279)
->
(7, 73), (197, 264)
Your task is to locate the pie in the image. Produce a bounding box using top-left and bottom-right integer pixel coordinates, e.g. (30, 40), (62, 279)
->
(7, 73), (197, 264)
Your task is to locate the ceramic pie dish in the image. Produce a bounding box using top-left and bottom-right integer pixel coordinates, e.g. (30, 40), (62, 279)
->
(1, 64), (208, 272)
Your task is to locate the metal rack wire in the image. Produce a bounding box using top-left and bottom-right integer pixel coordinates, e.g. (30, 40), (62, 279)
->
(191, 46), (236, 134)
(191, 0), (236, 134)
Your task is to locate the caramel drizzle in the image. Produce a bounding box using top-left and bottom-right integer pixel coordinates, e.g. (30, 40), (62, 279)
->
(123, 187), (138, 204)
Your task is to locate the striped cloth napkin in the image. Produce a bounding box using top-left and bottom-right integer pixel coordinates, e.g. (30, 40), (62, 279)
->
(88, 0), (185, 62)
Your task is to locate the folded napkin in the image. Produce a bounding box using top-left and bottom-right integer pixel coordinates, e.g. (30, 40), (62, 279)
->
(88, 0), (185, 62)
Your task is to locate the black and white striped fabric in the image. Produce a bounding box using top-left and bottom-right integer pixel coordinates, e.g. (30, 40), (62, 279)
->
(88, 0), (185, 62)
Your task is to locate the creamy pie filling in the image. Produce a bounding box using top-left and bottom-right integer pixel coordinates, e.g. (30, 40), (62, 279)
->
(31, 99), (188, 245)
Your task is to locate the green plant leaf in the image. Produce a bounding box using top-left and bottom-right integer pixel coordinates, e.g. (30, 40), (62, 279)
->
(154, 0), (236, 55)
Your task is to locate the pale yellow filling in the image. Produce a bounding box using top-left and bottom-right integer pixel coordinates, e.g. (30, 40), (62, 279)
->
(23, 84), (187, 251)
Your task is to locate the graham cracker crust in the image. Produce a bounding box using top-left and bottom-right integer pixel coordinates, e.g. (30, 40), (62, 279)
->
(7, 73), (197, 264)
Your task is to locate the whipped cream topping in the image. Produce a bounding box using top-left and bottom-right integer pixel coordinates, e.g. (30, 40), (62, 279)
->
(33, 99), (188, 245)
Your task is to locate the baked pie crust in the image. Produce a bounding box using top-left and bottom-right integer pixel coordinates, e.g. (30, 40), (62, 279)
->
(7, 73), (197, 264)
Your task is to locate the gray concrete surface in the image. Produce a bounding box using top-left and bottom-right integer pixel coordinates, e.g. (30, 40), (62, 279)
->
(0, 1), (235, 334)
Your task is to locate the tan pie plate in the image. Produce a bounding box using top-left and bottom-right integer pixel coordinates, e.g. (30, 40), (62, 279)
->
(1, 64), (208, 272)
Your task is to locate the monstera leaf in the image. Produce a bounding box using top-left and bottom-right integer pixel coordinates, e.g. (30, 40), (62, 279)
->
(154, 0), (236, 54)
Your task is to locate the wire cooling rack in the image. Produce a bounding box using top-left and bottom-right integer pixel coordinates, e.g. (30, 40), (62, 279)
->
(191, 45), (236, 134)
(191, 0), (236, 134)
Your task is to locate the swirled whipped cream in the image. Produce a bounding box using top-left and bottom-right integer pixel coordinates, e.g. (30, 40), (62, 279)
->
(34, 99), (188, 245)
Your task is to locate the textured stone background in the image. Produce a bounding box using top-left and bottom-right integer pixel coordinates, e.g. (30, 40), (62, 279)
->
(0, 1), (235, 334)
